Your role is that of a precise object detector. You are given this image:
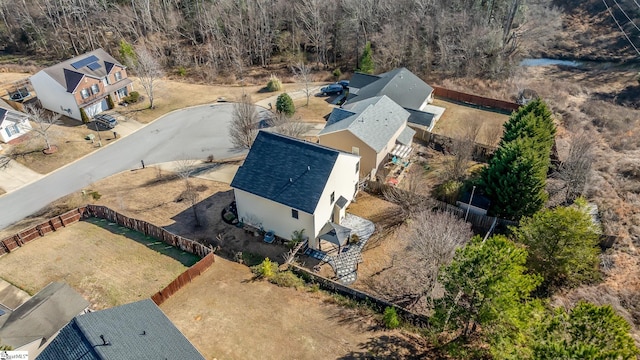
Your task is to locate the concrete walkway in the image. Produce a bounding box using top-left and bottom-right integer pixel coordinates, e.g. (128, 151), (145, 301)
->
(254, 85), (323, 109)
(0, 278), (30, 309)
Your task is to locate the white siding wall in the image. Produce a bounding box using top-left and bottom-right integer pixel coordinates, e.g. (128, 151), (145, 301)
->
(234, 189), (314, 245)
(0, 116), (31, 143)
(311, 153), (360, 247)
(30, 72), (81, 120)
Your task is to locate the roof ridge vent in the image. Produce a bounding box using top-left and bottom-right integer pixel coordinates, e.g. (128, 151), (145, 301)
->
(289, 178), (293, 183)
(307, 166), (311, 171)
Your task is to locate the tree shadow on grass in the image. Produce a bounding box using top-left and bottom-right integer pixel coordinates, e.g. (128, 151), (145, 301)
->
(337, 334), (432, 359)
(84, 217), (200, 267)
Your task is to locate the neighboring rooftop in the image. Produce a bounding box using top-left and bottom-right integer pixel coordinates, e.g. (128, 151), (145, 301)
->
(37, 299), (204, 360)
(0, 105), (28, 127)
(320, 95), (411, 153)
(231, 131), (347, 214)
(37, 48), (126, 93)
(347, 68), (434, 110)
(0, 282), (90, 350)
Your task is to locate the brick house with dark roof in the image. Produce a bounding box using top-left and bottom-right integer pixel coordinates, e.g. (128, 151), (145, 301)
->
(29, 48), (133, 121)
(230, 131), (361, 250)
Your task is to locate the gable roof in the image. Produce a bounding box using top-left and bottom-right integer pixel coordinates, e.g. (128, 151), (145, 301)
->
(0, 106), (27, 127)
(37, 299), (204, 360)
(319, 96), (410, 153)
(348, 68), (434, 110)
(231, 131), (348, 214)
(38, 49), (125, 94)
(0, 282), (89, 350)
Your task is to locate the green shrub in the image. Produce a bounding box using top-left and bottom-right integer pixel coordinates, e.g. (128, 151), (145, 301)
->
(251, 257), (277, 278)
(434, 180), (463, 204)
(266, 74), (282, 92)
(332, 68), (342, 80)
(270, 271), (305, 289)
(106, 95), (115, 109)
(383, 307), (400, 329)
(349, 233), (360, 244)
(176, 66), (187, 77)
(124, 91), (140, 104)
(276, 93), (295, 116)
(80, 108), (89, 123)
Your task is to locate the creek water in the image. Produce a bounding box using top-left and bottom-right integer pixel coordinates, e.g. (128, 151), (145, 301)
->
(520, 58), (582, 67)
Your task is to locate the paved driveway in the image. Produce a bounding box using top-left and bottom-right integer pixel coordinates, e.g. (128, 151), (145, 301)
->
(0, 104), (270, 230)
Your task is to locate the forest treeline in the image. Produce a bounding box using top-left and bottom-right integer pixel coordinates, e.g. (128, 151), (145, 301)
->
(0, 0), (560, 79)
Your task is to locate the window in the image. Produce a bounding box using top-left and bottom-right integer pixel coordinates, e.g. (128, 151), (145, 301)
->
(90, 84), (100, 95)
(114, 71), (122, 81)
(5, 124), (19, 137)
(351, 146), (359, 155)
(80, 89), (90, 99)
(330, 191), (335, 204)
(356, 162), (360, 173)
(103, 77), (110, 86)
(291, 209), (299, 219)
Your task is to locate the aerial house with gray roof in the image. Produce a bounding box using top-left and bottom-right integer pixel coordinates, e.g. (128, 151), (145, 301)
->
(230, 131), (360, 250)
(30, 48), (133, 121)
(37, 299), (204, 360)
(318, 95), (415, 180)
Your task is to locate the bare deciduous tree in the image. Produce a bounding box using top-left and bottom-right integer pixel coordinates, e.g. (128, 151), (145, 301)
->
(382, 165), (426, 215)
(230, 93), (259, 149)
(482, 123), (503, 147)
(269, 112), (311, 139)
(555, 131), (595, 204)
(130, 45), (164, 109)
(175, 158), (201, 227)
(23, 104), (60, 151)
(366, 210), (472, 312)
(291, 61), (312, 106)
(443, 121), (481, 181)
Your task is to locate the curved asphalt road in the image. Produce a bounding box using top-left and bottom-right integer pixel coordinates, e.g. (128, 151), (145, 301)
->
(0, 103), (271, 230)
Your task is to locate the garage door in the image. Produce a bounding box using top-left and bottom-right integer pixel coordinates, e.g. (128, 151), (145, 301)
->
(83, 99), (109, 118)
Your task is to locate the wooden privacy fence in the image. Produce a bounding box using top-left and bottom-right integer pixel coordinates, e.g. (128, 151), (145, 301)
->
(151, 252), (215, 305)
(291, 264), (429, 326)
(0, 207), (87, 256)
(432, 86), (520, 113)
(366, 181), (518, 233)
(86, 205), (213, 258)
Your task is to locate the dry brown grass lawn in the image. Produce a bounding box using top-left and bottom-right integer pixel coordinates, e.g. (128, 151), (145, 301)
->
(0, 219), (196, 309)
(293, 94), (334, 123)
(161, 256), (428, 359)
(118, 78), (321, 124)
(430, 98), (510, 146)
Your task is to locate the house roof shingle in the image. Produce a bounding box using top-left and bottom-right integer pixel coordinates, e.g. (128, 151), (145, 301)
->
(40, 48), (125, 93)
(0, 282), (89, 350)
(406, 108), (436, 129)
(231, 131), (344, 214)
(319, 96), (410, 153)
(348, 68), (434, 110)
(37, 299), (204, 360)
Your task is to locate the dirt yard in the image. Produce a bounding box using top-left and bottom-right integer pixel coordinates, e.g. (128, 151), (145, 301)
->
(161, 256), (429, 359)
(0, 219), (197, 309)
(430, 98), (510, 146)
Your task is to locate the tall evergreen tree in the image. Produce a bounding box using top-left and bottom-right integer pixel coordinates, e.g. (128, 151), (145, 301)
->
(275, 93), (295, 116)
(358, 42), (375, 74)
(481, 138), (548, 219)
(512, 200), (601, 293)
(433, 235), (541, 338)
(533, 302), (639, 360)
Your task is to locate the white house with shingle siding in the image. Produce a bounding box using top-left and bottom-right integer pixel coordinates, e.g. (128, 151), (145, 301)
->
(231, 131), (360, 250)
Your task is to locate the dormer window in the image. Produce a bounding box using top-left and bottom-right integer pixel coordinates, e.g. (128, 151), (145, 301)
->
(114, 71), (122, 81)
(90, 84), (100, 95)
(80, 89), (89, 99)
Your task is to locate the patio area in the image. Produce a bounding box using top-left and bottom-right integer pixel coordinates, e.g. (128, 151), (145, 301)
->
(306, 213), (375, 285)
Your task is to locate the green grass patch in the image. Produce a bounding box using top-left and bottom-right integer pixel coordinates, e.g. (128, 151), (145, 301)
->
(85, 217), (199, 267)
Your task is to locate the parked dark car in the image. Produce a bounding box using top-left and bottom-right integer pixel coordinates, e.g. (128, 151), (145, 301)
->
(94, 113), (118, 129)
(320, 84), (344, 96)
(337, 80), (350, 89)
